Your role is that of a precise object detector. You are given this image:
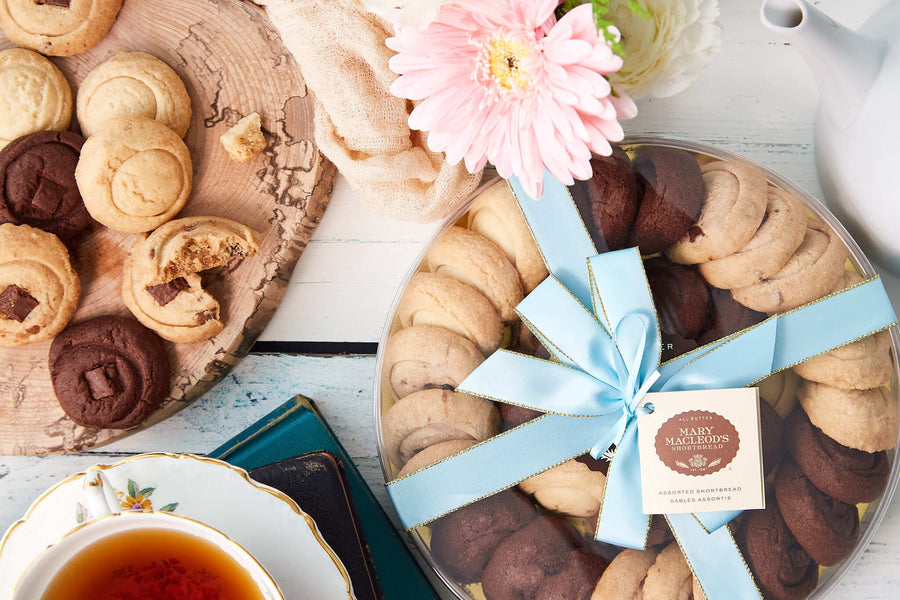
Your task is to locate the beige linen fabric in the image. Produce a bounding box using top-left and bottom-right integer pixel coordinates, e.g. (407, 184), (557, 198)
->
(256, 0), (482, 222)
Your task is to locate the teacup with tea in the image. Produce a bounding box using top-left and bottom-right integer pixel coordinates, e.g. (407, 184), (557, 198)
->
(12, 470), (283, 600)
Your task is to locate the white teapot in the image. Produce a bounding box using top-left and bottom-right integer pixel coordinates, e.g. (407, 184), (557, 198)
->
(761, 0), (900, 276)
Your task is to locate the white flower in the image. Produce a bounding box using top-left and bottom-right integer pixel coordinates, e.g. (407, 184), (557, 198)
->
(607, 0), (722, 100)
(361, 0), (456, 27)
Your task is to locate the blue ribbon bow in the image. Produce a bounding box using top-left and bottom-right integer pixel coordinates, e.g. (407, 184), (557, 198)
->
(386, 172), (897, 600)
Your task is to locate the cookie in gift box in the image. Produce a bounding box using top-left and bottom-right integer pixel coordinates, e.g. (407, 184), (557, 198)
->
(375, 140), (899, 600)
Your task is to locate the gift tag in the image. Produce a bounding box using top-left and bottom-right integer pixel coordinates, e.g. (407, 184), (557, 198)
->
(636, 388), (765, 515)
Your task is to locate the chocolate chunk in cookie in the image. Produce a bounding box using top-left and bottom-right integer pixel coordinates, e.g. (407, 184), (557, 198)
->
(0, 284), (39, 322)
(0, 131), (92, 239)
(49, 315), (170, 429)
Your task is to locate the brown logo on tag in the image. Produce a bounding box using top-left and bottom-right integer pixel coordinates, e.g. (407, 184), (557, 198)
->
(654, 410), (739, 476)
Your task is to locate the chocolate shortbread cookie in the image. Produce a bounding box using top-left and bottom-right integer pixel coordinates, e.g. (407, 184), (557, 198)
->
(735, 499), (818, 600)
(628, 146), (705, 255)
(785, 408), (889, 504)
(774, 458), (859, 566)
(698, 286), (767, 345)
(430, 489), (537, 583)
(49, 315), (170, 429)
(482, 516), (590, 600)
(644, 257), (709, 359)
(0, 131), (92, 239)
(580, 146), (640, 251)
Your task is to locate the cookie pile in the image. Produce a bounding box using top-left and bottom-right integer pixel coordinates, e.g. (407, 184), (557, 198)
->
(379, 145), (898, 600)
(0, 18), (261, 430)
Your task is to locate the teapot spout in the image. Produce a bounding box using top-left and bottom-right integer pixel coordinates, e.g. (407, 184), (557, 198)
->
(761, 0), (886, 126)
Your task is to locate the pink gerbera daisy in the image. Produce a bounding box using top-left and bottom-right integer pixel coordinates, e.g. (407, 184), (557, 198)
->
(387, 0), (637, 199)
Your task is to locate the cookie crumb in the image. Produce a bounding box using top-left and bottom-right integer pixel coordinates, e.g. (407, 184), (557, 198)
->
(219, 113), (266, 162)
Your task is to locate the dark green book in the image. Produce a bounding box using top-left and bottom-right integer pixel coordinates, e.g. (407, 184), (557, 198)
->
(209, 395), (440, 600)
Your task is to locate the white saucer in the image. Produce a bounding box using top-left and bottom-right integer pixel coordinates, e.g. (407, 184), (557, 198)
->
(0, 453), (355, 600)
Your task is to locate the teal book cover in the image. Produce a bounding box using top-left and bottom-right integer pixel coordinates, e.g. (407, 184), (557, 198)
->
(209, 395), (440, 600)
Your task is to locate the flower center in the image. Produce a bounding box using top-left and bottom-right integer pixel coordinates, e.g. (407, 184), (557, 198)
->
(484, 35), (531, 91)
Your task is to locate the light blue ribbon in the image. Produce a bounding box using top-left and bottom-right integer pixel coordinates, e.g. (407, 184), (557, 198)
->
(386, 171), (897, 600)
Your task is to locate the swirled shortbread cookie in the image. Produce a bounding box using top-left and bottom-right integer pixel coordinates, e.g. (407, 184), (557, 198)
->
(426, 226), (523, 322)
(0, 0), (122, 56)
(382, 325), (484, 400)
(798, 380), (898, 453)
(466, 183), (548, 293)
(75, 115), (192, 232)
(381, 388), (500, 468)
(698, 186), (806, 289)
(731, 219), (848, 313)
(397, 272), (503, 355)
(0, 223), (79, 346)
(667, 160), (768, 264)
(77, 51), (192, 138)
(0, 48), (72, 151)
(121, 216), (259, 344)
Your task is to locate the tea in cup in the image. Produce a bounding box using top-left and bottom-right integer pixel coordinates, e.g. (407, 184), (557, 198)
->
(12, 471), (283, 600)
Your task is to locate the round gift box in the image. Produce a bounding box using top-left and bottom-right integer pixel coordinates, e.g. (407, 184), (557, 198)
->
(374, 137), (900, 600)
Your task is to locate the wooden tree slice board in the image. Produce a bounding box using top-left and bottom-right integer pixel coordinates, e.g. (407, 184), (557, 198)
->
(0, 0), (337, 454)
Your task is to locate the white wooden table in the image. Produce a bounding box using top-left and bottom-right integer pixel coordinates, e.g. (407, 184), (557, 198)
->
(3, 1), (900, 598)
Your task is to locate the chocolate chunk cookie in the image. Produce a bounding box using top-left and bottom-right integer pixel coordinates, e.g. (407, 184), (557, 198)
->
(49, 315), (170, 429)
(0, 131), (92, 239)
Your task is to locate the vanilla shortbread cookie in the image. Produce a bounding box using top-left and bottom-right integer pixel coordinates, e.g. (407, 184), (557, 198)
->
(426, 226), (524, 322)
(519, 459), (606, 518)
(667, 160), (768, 265)
(698, 185), (807, 289)
(591, 548), (658, 600)
(77, 51), (192, 138)
(76, 115), (192, 232)
(397, 439), (476, 478)
(642, 542), (694, 600)
(397, 272), (503, 355)
(0, 48), (72, 150)
(757, 369), (802, 418)
(466, 183), (548, 293)
(793, 271), (894, 389)
(798, 381), (898, 452)
(220, 112), (266, 162)
(382, 388), (501, 468)
(381, 325), (484, 400)
(0, 0), (122, 56)
(121, 216), (259, 344)
(0, 223), (80, 346)
(731, 219), (848, 313)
